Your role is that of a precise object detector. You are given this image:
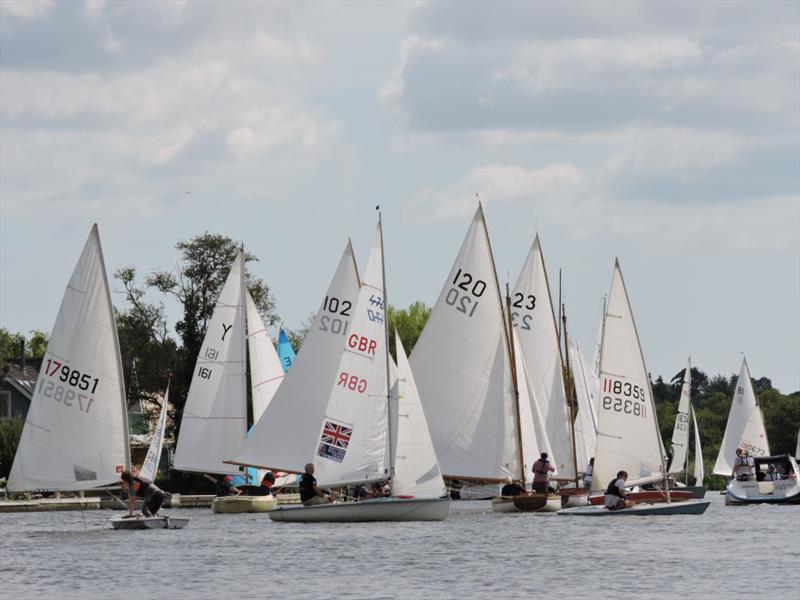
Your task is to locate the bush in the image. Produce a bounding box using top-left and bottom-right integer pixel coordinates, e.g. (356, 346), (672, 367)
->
(0, 417), (24, 480)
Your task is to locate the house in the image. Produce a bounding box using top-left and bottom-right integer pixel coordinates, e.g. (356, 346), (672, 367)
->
(0, 358), (40, 421)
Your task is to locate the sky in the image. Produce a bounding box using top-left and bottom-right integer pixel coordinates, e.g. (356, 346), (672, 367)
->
(1, 0), (798, 393)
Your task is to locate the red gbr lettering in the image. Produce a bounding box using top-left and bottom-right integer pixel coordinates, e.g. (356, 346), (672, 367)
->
(347, 334), (377, 356)
(337, 372), (368, 394)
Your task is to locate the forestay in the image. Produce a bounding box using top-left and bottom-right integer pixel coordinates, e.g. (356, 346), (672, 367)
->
(390, 334), (447, 498)
(8, 225), (130, 492)
(246, 290), (284, 423)
(712, 357), (770, 476)
(511, 236), (574, 479)
(592, 260), (665, 492)
(173, 253), (246, 475)
(669, 358), (692, 475)
(570, 341), (598, 472)
(411, 206), (520, 482)
(314, 225), (389, 487)
(231, 242), (360, 473)
(139, 383), (169, 482)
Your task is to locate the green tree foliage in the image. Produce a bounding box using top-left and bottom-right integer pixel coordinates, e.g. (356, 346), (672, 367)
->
(0, 417), (24, 479)
(0, 328), (49, 361)
(387, 301), (431, 360)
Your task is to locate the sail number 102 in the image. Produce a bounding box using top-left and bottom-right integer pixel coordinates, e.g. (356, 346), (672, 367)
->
(445, 269), (486, 318)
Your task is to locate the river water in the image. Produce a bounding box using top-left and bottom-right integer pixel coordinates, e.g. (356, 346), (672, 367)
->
(1, 494), (797, 599)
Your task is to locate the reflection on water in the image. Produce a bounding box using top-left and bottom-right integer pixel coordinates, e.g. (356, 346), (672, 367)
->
(1, 495), (798, 599)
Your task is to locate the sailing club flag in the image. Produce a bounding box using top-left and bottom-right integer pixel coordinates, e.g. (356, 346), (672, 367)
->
(317, 419), (353, 463)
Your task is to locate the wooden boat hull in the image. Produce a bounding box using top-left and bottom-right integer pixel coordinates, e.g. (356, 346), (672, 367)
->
(490, 497), (519, 513)
(268, 497), (450, 522)
(212, 495), (277, 513)
(110, 515), (190, 530)
(490, 493), (561, 513)
(558, 500), (711, 516)
(724, 480), (800, 505)
(588, 490), (693, 505)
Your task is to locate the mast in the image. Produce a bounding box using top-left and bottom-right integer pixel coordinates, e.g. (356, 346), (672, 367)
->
(377, 208), (394, 480)
(561, 306), (580, 488)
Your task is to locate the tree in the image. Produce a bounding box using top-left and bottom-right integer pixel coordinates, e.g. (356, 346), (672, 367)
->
(0, 417), (23, 479)
(387, 301), (431, 360)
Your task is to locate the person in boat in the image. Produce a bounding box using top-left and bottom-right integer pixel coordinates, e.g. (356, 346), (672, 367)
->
(583, 458), (594, 490)
(353, 483), (369, 500)
(604, 470), (634, 511)
(249, 472), (275, 496)
(299, 463), (335, 506)
(501, 477), (525, 497)
(732, 448), (752, 481)
(368, 481), (390, 498)
(120, 470), (164, 517)
(215, 475), (242, 497)
(531, 453), (556, 493)
(763, 464), (780, 481)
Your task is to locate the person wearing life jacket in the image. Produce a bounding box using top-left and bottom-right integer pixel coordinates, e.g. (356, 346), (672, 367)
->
(531, 453), (556, 493)
(604, 470), (634, 511)
(120, 470), (165, 518)
(501, 476), (525, 497)
(731, 448), (751, 481)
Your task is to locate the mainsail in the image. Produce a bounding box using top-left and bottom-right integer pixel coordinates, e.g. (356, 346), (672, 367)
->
(669, 358), (692, 475)
(411, 206), (527, 482)
(246, 290), (285, 423)
(692, 405), (704, 485)
(592, 260), (665, 492)
(231, 242), (360, 473)
(8, 225), (130, 491)
(511, 236), (574, 479)
(313, 224), (390, 487)
(139, 383), (169, 482)
(570, 341), (598, 472)
(277, 328), (296, 373)
(173, 253), (247, 475)
(712, 357), (770, 476)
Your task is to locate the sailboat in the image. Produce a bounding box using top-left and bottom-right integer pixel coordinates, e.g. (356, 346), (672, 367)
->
(139, 381), (170, 482)
(6, 225), (187, 529)
(410, 206), (559, 513)
(663, 359), (706, 498)
(266, 217), (450, 522)
(173, 251), (284, 513)
(560, 260), (710, 516)
(569, 340), (598, 485)
(714, 357), (799, 505)
(277, 328), (296, 373)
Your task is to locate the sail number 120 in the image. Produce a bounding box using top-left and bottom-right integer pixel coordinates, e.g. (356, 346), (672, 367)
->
(446, 269), (486, 318)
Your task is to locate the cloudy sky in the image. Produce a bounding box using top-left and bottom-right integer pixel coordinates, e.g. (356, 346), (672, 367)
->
(2, 1), (798, 392)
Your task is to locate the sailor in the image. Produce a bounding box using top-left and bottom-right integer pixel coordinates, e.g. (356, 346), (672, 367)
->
(501, 477), (525, 497)
(531, 453), (555, 493)
(763, 464), (780, 481)
(299, 463), (335, 506)
(215, 475), (242, 497)
(732, 448), (751, 481)
(583, 458), (594, 490)
(120, 470), (165, 517)
(254, 472), (276, 495)
(603, 470), (634, 511)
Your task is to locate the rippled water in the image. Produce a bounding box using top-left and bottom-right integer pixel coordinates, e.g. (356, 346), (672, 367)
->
(1, 495), (798, 599)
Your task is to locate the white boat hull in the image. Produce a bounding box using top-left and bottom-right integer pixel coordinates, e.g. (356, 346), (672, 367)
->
(268, 497), (450, 522)
(560, 490), (590, 507)
(558, 500), (711, 516)
(491, 497), (519, 513)
(110, 515), (190, 530)
(724, 480), (800, 505)
(212, 495), (277, 513)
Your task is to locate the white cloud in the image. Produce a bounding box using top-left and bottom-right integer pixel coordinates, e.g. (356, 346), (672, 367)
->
(1, 0), (53, 18)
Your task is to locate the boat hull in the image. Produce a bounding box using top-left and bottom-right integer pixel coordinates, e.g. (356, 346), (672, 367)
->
(724, 480), (800, 505)
(559, 500), (711, 516)
(212, 495), (277, 513)
(110, 515), (190, 530)
(268, 497), (450, 522)
(560, 489), (590, 507)
(588, 490), (693, 505)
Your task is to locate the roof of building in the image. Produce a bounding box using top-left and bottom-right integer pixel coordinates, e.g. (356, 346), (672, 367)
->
(2, 361), (40, 399)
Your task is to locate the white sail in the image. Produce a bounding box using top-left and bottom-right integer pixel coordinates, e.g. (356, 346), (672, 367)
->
(8, 225), (130, 491)
(174, 253), (246, 475)
(246, 290), (284, 423)
(713, 357), (770, 476)
(411, 205), (519, 482)
(592, 260), (665, 492)
(511, 236), (574, 479)
(590, 300), (604, 414)
(514, 333), (545, 487)
(692, 405), (704, 485)
(313, 224), (390, 487)
(570, 341), (598, 472)
(139, 383), (169, 482)
(669, 358), (692, 475)
(231, 242), (360, 473)
(390, 333), (447, 498)
(796, 428), (800, 460)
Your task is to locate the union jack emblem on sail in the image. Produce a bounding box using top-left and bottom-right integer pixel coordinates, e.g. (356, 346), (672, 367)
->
(317, 419), (353, 463)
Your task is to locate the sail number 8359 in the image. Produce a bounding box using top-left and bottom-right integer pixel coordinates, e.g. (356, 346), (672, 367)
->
(445, 269), (486, 318)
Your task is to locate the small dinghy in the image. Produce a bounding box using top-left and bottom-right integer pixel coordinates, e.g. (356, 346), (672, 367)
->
(110, 514), (190, 530)
(268, 497), (450, 523)
(212, 494), (277, 513)
(588, 489), (693, 505)
(559, 500), (711, 517)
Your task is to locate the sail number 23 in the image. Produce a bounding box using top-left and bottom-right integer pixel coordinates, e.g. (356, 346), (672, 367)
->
(446, 269), (487, 318)
(601, 377), (646, 419)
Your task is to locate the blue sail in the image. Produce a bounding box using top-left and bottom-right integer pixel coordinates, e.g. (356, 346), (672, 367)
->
(277, 328), (296, 373)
